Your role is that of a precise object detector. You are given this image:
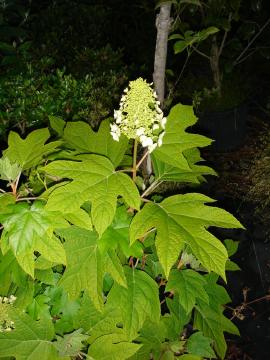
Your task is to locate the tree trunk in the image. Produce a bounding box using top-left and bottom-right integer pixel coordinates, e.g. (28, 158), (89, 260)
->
(153, 2), (172, 107)
(145, 2), (171, 177)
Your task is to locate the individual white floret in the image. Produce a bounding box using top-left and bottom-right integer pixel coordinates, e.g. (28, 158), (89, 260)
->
(158, 132), (165, 147)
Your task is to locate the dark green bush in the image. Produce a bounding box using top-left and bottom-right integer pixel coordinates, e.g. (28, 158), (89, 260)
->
(0, 56), (128, 138)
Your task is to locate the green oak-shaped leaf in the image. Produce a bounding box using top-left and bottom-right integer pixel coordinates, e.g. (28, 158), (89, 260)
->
(3, 128), (62, 170)
(128, 320), (166, 360)
(194, 275), (239, 359)
(1, 201), (66, 277)
(62, 119), (129, 167)
(186, 331), (215, 359)
(130, 193), (243, 278)
(43, 155), (140, 236)
(98, 205), (143, 258)
(166, 269), (209, 314)
(55, 329), (88, 357)
(104, 250), (127, 288)
(151, 104), (212, 171)
(0, 309), (59, 360)
(194, 304), (238, 359)
(152, 147), (216, 184)
(49, 115), (66, 137)
(57, 227), (104, 310)
(107, 267), (160, 340)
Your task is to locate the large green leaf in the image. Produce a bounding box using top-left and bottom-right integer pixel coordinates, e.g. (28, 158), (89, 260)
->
(107, 267), (160, 340)
(166, 269), (208, 314)
(151, 104), (212, 171)
(62, 119), (129, 167)
(1, 202), (66, 277)
(43, 155), (140, 236)
(0, 309), (59, 360)
(57, 227), (104, 310)
(130, 193), (243, 278)
(3, 129), (61, 170)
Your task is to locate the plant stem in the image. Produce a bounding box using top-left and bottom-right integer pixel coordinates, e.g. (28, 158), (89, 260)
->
(141, 180), (162, 198)
(136, 150), (149, 170)
(16, 197), (44, 202)
(132, 139), (138, 182)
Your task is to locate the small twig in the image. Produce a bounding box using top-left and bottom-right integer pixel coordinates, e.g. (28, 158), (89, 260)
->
(134, 258), (140, 268)
(233, 17), (270, 66)
(16, 197), (44, 202)
(0, 188), (6, 193)
(141, 180), (162, 198)
(190, 44), (210, 60)
(140, 197), (152, 203)
(117, 168), (133, 173)
(218, 13), (232, 57)
(167, 52), (190, 101)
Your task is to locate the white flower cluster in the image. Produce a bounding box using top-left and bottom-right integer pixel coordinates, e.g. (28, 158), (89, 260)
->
(0, 295), (16, 332)
(110, 78), (167, 153)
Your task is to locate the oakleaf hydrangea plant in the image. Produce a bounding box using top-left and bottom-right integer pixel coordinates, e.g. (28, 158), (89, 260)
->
(0, 78), (243, 359)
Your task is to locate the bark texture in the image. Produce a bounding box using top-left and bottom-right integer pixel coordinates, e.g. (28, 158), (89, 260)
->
(153, 2), (172, 107)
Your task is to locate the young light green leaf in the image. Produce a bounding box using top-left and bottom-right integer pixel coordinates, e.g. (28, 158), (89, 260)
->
(43, 155), (141, 236)
(0, 157), (21, 183)
(3, 128), (62, 170)
(88, 333), (141, 360)
(1, 201), (66, 277)
(0, 309), (59, 360)
(152, 104), (212, 171)
(57, 227), (104, 310)
(130, 193), (243, 278)
(107, 267), (160, 340)
(187, 331), (215, 358)
(166, 269), (208, 314)
(63, 119), (129, 167)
